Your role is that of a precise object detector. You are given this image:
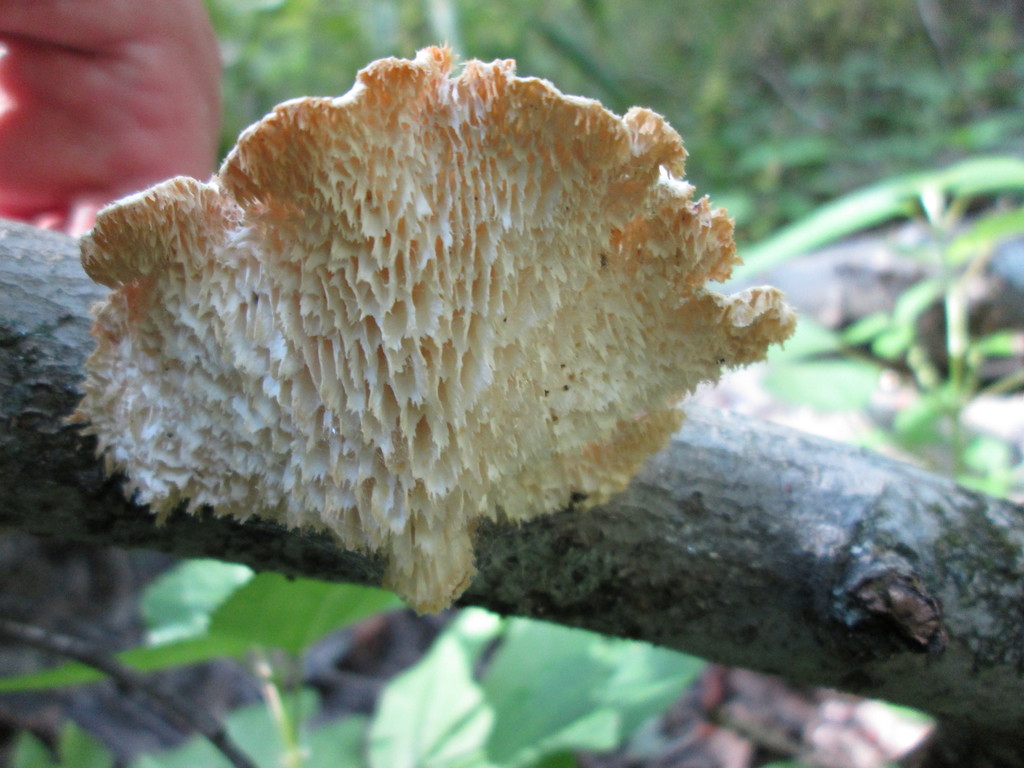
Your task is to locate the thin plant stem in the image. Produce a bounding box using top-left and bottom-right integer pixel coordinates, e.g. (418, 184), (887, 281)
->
(254, 653), (304, 768)
(922, 189), (971, 477)
(979, 366), (1024, 399)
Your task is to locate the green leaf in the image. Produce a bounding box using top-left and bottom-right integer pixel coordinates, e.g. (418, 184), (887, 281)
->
(958, 472), (1015, 498)
(14, 725), (113, 768)
(0, 581), (398, 692)
(841, 312), (891, 346)
(303, 716), (370, 768)
(764, 359), (879, 411)
(208, 574), (402, 655)
(947, 207), (1024, 265)
(368, 611), (701, 768)
(596, 643), (705, 735)
(0, 663), (103, 693)
(963, 435), (1013, 475)
(482, 620), (703, 767)
(854, 277), (941, 362)
(972, 330), (1019, 358)
(892, 392), (946, 446)
(11, 733), (53, 768)
(11, 733), (51, 768)
(483, 621), (616, 765)
(132, 689), (366, 768)
(871, 324), (915, 360)
(892, 278), (943, 325)
(0, 633), (255, 692)
(527, 754), (577, 768)
(131, 700), (280, 768)
(142, 560), (254, 646)
(932, 155), (1024, 199)
(368, 609), (502, 768)
(733, 156), (1024, 281)
(140, 691), (254, 768)
(734, 176), (922, 281)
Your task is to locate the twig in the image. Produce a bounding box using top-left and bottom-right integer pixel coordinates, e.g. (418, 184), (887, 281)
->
(253, 653), (303, 768)
(0, 619), (258, 768)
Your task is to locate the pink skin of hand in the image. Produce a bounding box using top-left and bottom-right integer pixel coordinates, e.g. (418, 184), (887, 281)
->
(0, 0), (221, 236)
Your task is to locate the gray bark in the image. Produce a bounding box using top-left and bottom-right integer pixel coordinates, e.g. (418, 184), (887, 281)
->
(2, 220), (1024, 764)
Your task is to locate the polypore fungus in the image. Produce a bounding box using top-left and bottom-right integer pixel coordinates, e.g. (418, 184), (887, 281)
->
(74, 46), (796, 613)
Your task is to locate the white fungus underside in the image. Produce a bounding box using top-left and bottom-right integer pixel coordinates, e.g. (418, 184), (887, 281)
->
(76, 48), (795, 612)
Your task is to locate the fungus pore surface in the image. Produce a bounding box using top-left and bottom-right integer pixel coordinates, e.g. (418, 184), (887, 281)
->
(75, 47), (796, 612)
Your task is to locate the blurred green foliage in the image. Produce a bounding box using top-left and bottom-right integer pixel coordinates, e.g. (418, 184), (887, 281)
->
(13, 726), (112, 768)
(759, 156), (1024, 495)
(0, 567), (400, 692)
(203, 0), (1023, 240)
(6, 583), (705, 768)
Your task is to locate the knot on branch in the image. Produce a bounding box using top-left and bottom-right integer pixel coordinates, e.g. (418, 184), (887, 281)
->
(831, 555), (948, 658)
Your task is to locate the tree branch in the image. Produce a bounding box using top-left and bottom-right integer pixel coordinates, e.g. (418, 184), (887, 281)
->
(3, 220), (1024, 761)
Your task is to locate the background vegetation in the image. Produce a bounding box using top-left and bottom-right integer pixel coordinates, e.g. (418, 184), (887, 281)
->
(207, 0), (1024, 241)
(5, 1), (1023, 766)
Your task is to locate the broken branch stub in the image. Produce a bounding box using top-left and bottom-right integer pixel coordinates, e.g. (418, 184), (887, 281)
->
(74, 47), (795, 613)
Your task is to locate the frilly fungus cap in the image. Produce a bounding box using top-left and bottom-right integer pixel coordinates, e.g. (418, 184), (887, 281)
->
(74, 47), (795, 612)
